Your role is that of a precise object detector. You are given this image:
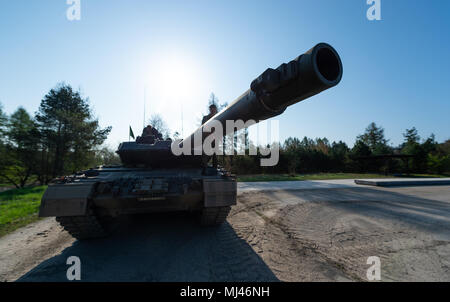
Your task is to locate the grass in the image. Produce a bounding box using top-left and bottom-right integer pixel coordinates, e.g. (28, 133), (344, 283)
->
(396, 173), (450, 178)
(237, 172), (450, 182)
(237, 173), (399, 182)
(0, 186), (47, 238)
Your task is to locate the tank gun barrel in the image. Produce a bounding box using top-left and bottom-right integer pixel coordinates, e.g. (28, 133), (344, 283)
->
(181, 42), (343, 150)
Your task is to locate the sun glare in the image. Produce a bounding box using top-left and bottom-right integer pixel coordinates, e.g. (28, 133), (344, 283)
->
(147, 54), (203, 101)
(144, 52), (210, 136)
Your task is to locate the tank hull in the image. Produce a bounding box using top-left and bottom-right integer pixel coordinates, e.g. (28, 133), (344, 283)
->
(39, 166), (236, 239)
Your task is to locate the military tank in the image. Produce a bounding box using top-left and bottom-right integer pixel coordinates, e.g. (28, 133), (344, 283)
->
(38, 43), (343, 239)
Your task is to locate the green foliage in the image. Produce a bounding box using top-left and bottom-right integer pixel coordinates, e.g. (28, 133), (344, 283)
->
(330, 141), (350, 171)
(0, 107), (41, 188)
(0, 186), (47, 237)
(283, 137), (302, 174)
(437, 140), (450, 156)
(7, 107), (40, 147)
(2, 81), (450, 190)
(0, 84), (112, 187)
(403, 127), (420, 144)
(36, 83), (111, 180)
(401, 128), (437, 173)
(92, 146), (122, 166)
(0, 148), (32, 189)
(351, 140), (371, 157)
(227, 122), (449, 176)
(0, 102), (7, 141)
(427, 154), (450, 174)
(356, 122), (389, 154)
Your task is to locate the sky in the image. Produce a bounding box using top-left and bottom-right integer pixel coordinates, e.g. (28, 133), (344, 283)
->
(0, 0), (449, 149)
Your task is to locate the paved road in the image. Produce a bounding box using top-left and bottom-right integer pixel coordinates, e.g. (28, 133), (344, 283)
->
(238, 178), (450, 191)
(238, 179), (359, 192)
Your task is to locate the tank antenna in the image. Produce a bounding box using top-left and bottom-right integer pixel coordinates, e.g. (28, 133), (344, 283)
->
(143, 86), (146, 129)
(181, 103), (184, 138)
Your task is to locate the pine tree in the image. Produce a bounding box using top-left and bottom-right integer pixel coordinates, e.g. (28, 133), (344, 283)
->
(36, 83), (111, 179)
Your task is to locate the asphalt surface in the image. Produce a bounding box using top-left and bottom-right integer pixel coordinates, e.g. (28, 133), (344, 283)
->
(238, 179), (360, 192)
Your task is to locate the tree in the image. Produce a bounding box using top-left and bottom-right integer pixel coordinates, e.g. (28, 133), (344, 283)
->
(0, 107), (41, 187)
(356, 122), (389, 154)
(315, 138), (330, 154)
(350, 140), (372, 172)
(427, 153), (450, 174)
(148, 114), (170, 139)
(0, 103), (7, 183)
(36, 83), (111, 180)
(0, 147), (24, 188)
(7, 107), (40, 149)
(436, 140), (450, 157)
(208, 93), (220, 108)
(330, 141), (350, 171)
(400, 127), (437, 173)
(93, 146), (122, 166)
(403, 127), (420, 145)
(0, 102), (7, 141)
(283, 137), (302, 174)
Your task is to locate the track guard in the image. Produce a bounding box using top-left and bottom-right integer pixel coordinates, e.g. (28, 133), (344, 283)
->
(39, 182), (96, 217)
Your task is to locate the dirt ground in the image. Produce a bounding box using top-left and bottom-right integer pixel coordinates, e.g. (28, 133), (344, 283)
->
(230, 186), (450, 281)
(1, 183), (449, 282)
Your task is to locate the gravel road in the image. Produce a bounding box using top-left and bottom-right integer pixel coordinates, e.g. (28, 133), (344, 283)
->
(1, 181), (449, 282)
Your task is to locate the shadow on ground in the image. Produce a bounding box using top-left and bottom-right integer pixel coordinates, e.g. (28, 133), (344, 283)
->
(17, 213), (278, 282)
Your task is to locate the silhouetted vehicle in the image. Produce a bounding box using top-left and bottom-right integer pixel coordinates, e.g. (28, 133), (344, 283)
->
(39, 43), (343, 239)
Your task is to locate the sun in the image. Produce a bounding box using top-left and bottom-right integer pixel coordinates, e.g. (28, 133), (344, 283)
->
(147, 54), (202, 101)
(143, 51), (211, 137)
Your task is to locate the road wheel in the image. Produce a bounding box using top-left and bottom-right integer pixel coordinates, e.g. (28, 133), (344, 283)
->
(56, 215), (107, 240)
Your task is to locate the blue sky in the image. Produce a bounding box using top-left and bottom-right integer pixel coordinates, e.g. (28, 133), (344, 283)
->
(0, 0), (449, 148)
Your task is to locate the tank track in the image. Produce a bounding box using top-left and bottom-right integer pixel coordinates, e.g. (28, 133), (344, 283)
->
(56, 215), (107, 240)
(200, 206), (231, 226)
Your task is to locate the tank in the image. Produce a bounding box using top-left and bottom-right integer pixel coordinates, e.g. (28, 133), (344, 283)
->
(38, 43), (343, 239)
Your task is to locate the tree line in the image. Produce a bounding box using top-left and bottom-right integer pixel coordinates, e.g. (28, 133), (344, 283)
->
(1, 87), (449, 188)
(202, 93), (448, 176)
(226, 122), (450, 176)
(0, 83), (118, 188)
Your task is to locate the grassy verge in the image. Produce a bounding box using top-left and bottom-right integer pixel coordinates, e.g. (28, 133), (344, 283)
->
(396, 173), (450, 178)
(237, 173), (398, 182)
(0, 186), (47, 238)
(237, 173), (450, 182)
